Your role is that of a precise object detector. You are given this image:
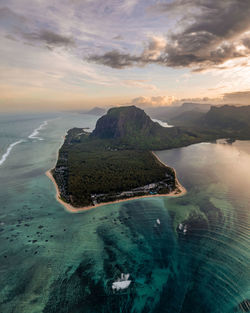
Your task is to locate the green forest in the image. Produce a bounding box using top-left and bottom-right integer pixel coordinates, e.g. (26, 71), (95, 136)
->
(53, 130), (176, 207)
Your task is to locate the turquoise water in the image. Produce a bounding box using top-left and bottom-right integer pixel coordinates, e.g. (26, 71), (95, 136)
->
(0, 113), (249, 313)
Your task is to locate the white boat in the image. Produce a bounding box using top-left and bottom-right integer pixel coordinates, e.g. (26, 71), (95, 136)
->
(112, 273), (131, 291)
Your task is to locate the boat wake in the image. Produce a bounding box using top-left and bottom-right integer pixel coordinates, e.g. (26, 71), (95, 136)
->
(0, 140), (25, 166)
(28, 120), (48, 140)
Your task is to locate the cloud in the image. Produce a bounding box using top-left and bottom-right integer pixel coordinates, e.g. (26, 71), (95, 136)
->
(173, 91), (250, 106)
(0, 6), (75, 50)
(125, 92), (250, 109)
(172, 97), (222, 106)
(128, 93), (250, 108)
(141, 36), (166, 60)
(87, 50), (140, 68)
(122, 80), (158, 91)
(113, 35), (124, 41)
(87, 36), (167, 68)
(242, 36), (250, 49)
(120, 0), (139, 14)
(1, 0), (250, 111)
(129, 96), (176, 107)
(0, 7), (27, 27)
(87, 0), (250, 71)
(23, 30), (75, 47)
(223, 90), (250, 105)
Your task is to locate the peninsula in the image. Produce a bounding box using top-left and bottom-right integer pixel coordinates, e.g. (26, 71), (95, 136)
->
(48, 106), (196, 210)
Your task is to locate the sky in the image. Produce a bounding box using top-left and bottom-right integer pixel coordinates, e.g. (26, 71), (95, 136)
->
(1, 0), (250, 111)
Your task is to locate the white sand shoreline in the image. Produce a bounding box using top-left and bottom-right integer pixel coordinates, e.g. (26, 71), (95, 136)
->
(46, 151), (186, 213)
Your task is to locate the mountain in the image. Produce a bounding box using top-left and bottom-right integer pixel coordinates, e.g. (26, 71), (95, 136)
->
(53, 105), (188, 207)
(198, 105), (250, 139)
(145, 102), (211, 123)
(168, 110), (206, 127)
(171, 104), (250, 129)
(145, 106), (181, 121)
(203, 105), (250, 129)
(91, 105), (205, 149)
(167, 104), (250, 140)
(180, 102), (211, 113)
(86, 106), (106, 116)
(92, 106), (157, 138)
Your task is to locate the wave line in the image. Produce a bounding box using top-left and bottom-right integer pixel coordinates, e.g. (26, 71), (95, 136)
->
(0, 140), (25, 166)
(28, 120), (48, 140)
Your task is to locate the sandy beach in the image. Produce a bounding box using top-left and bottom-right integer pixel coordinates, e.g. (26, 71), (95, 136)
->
(46, 152), (186, 213)
(151, 151), (186, 194)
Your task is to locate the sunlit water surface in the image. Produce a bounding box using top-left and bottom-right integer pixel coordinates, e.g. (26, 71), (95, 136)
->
(0, 113), (249, 313)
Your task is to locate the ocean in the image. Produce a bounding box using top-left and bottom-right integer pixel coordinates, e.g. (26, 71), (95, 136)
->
(0, 112), (249, 313)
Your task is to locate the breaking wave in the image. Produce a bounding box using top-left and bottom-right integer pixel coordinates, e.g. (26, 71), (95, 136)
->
(0, 140), (25, 166)
(0, 120), (49, 167)
(28, 120), (48, 140)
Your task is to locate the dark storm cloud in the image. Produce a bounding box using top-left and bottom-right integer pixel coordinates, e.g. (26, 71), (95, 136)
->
(88, 50), (140, 68)
(23, 30), (75, 47)
(87, 0), (250, 70)
(164, 0), (250, 39)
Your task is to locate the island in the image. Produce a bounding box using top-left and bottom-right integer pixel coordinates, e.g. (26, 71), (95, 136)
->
(48, 104), (250, 211)
(47, 106), (197, 211)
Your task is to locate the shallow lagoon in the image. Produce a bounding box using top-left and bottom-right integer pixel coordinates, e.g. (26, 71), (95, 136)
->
(0, 113), (249, 313)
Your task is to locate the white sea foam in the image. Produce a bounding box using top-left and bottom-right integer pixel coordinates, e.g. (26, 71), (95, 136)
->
(28, 120), (48, 140)
(0, 120), (50, 167)
(152, 118), (173, 128)
(0, 140), (25, 166)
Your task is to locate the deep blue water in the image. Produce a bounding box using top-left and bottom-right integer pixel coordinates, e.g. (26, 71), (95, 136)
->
(0, 113), (249, 313)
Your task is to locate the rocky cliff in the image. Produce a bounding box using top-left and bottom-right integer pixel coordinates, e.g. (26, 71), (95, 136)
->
(91, 105), (161, 139)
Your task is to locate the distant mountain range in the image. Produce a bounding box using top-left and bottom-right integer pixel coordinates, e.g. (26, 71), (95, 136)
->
(145, 102), (211, 122)
(77, 106), (106, 116)
(167, 105), (250, 137)
(87, 107), (106, 116)
(203, 105), (250, 130)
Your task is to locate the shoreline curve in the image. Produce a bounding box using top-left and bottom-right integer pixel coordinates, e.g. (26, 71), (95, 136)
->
(46, 152), (186, 214)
